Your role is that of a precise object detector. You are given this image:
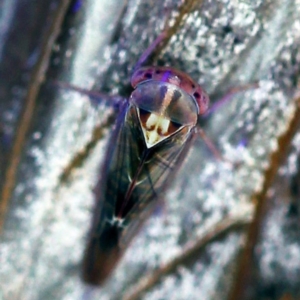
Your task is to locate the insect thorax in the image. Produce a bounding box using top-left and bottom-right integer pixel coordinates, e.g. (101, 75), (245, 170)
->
(130, 81), (198, 148)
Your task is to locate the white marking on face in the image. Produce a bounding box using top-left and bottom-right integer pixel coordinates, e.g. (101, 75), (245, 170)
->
(146, 115), (170, 145)
(139, 86), (180, 148)
(160, 85), (174, 112)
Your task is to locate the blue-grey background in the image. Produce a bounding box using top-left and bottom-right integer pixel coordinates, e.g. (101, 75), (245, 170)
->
(0, 0), (300, 299)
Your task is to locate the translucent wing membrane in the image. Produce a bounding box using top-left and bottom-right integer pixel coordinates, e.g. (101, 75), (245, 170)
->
(83, 95), (197, 284)
(83, 65), (204, 285)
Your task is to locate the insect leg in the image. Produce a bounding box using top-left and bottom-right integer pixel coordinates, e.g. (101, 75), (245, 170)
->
(133, 0), (203, 70)
(196, 126), (241, 166)
(204, 82), (259, 117)
(196, 126), (225, 162)
(197, 82), (260, 163)
(133, 31), (168, 71)
(54, 80), (125, 108)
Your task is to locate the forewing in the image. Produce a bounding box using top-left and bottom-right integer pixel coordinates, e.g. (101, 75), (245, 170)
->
(84, 103), (195, 283)
(91, 103), (144, 237)
(119, 127), (195, 248)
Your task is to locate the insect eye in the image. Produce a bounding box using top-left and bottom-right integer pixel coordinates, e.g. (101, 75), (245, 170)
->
(168, 121), (182, 134)
(193, 92), (200, 99)
(144, 73), (152, 79)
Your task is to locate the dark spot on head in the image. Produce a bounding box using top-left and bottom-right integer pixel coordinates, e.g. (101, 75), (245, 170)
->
(194, 92), (200, 99)
(191, 84), (195, 88)
(144, 73), (152, 79)
(155, 70), (161, 74)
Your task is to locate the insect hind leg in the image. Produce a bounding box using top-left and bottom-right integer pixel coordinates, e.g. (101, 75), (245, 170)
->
(198, 82), (260, 165)
(204, 82), (259, 117)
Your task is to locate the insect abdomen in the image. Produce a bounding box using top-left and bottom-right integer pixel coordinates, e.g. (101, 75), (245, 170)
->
(82, 223), (123, 285)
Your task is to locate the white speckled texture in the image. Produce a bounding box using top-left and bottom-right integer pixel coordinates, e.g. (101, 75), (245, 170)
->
(1, 0), (300, 299)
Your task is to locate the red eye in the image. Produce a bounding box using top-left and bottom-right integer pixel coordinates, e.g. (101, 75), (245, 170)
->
(131, 68), (154, 87)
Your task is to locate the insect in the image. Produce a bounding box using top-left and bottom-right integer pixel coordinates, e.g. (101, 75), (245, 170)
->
(2, 1), (297, 298)
(58, 42), (256, 287)
(81, 65), (210, 285)
(59, 21), (255, 287)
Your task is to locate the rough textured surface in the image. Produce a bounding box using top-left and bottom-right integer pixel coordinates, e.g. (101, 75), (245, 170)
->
(0, 0), (300, 299)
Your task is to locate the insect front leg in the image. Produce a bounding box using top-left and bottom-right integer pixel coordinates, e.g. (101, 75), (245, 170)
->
(133, 31), (168, 71)
(197, 82), (260, 164)
(195, 126), (225, 162)
(205, 82), (260, 117)
(54, 81), (125, 109)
